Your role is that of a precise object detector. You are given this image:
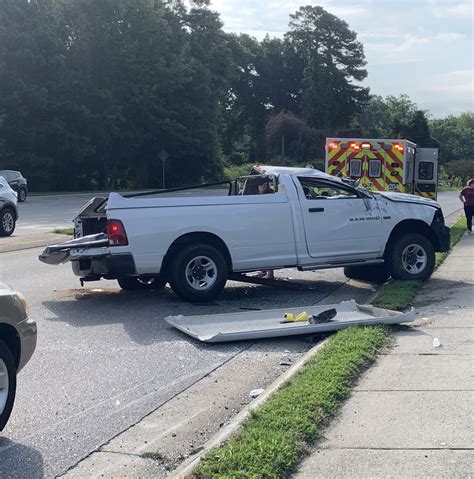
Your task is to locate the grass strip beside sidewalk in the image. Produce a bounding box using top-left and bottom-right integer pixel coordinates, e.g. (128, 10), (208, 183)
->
(193, 326), (390, 478)
(52, 227), (74, 235)
(373, 216), (467, 311)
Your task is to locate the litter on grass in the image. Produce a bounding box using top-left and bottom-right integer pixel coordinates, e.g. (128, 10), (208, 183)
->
(165, 300), (415, 343)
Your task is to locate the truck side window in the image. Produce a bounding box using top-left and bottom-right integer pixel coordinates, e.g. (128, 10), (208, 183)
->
(418, 162), (434, 180)
(299, 179), (358, 200)
(238, 175), (276, 195)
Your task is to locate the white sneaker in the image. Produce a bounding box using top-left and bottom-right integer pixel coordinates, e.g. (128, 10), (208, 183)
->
(466, 231), (472, 236)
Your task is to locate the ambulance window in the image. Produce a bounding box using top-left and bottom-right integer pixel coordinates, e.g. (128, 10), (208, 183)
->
(369, 160), (382, 178)
(349, 159), (362, 177)
(419, 162), (434, 180)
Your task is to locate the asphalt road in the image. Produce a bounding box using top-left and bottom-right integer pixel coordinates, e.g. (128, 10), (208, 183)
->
(14, 190), (462, 236)
(0, 247), (377, 478)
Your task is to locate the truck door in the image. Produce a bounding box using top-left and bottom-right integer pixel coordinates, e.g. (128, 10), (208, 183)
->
(415, 148), (438, 199)
(296, 177), (383, 262)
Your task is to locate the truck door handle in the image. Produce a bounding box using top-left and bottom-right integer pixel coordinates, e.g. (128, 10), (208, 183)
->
(308, 207), (325, 213)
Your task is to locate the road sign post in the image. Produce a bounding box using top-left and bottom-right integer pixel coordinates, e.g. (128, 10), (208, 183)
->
(159, 149), (169, 189)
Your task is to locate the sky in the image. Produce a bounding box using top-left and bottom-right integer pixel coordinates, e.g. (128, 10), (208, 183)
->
(209, 0), (474, 118)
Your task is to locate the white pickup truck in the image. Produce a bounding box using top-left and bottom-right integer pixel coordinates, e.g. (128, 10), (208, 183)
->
(40, 166), (450, 302)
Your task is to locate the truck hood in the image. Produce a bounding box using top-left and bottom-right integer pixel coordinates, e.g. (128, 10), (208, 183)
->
(375, 191), (440, 208)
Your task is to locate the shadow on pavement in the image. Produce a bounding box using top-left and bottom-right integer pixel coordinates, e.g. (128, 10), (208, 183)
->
(0, 437), (44, 479)
(41, 278), (374, 346)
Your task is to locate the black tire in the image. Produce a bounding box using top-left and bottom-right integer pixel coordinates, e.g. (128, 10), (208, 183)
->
(0, 340), (17, 431)
(117, 275), (167, 291)
(386, 233), (435, 281)
(17, 188), (27, 202)
(343, 264), (390, 284)
(168, 243), (228, 302)
(0, 208), (16, 237)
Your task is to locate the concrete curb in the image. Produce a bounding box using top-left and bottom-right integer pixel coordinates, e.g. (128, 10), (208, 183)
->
(0, 233), (71, 254)
(444, 207), (463, 227)
(170, 337), (331, 479)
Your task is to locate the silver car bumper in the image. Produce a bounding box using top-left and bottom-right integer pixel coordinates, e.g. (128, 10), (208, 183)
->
(17, 317), (37, 372)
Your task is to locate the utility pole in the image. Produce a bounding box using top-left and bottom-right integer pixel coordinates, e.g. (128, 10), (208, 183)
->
(159, 149), (169, 189)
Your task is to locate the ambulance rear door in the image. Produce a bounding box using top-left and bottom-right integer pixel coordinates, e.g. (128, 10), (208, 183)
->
(415, 148), (438, 199)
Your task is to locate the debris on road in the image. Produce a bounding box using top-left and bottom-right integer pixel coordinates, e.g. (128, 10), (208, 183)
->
(249, 388), (265, 398)
(280, 311), (309, 323)
(165, 300), (415, 343)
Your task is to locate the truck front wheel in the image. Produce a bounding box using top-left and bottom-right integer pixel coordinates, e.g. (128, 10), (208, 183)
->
(386, 233), (435, 281)
(168, 243), (228, 302)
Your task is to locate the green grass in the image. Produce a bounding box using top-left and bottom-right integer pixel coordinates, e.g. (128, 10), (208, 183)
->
(438, 184), (462, 192)
(193, 326), (390, 479)
(372, 280), (422, 311)
(51, 227), (74, 235)
(435, 217), (466, 266)
(373, 216), (467, 311)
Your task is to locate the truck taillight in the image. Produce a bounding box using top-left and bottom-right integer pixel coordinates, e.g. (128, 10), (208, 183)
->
(350, 142), (360, 150)
(107, 219), (128, 246)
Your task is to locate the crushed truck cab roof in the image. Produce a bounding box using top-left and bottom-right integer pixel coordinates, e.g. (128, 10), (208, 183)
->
(255, 165), (337, 181)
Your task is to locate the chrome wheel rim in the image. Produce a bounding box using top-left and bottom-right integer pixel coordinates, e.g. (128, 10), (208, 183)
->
(185, 256), (217, 291)
(401, 244), (427, 275)
(0, 358), (9, 415)
(2, 212), (14, 232)
(19, 190), (26, 201)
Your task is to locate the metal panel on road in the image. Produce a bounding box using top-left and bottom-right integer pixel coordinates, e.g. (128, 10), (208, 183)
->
(165, 300), (415, 342)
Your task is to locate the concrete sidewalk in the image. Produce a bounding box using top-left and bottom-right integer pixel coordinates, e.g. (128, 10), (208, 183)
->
(295, 234), (474, 479)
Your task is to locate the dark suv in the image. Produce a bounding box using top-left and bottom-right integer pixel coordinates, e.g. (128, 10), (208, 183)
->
(0, 171), (28, 202)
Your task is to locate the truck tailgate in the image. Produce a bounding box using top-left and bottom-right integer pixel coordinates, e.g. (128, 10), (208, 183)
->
(39, 233), (109, 265)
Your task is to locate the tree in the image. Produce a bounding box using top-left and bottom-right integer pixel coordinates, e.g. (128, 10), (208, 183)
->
(0, 0), (73, 190)
(265, 111), (323, 164)
(444, 160), (474, 186)
(403, 110), (439, 148)
(430, 112), (474, 164)
(285, 6), (369, 129)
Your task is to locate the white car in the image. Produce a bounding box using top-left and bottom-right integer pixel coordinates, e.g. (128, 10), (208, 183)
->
(40, 166), (450, 302)
(0, 176), (18, 236)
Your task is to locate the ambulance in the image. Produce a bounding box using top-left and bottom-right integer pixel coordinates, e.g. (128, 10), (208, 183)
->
(325, 138), (439, 199)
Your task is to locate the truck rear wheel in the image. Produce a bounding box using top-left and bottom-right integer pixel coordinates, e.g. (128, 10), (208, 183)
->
(168, 243), (228, 302)
(343, 264), (390, 284)
(118, 276), (167, 291)
(386, 233), (435, 281)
